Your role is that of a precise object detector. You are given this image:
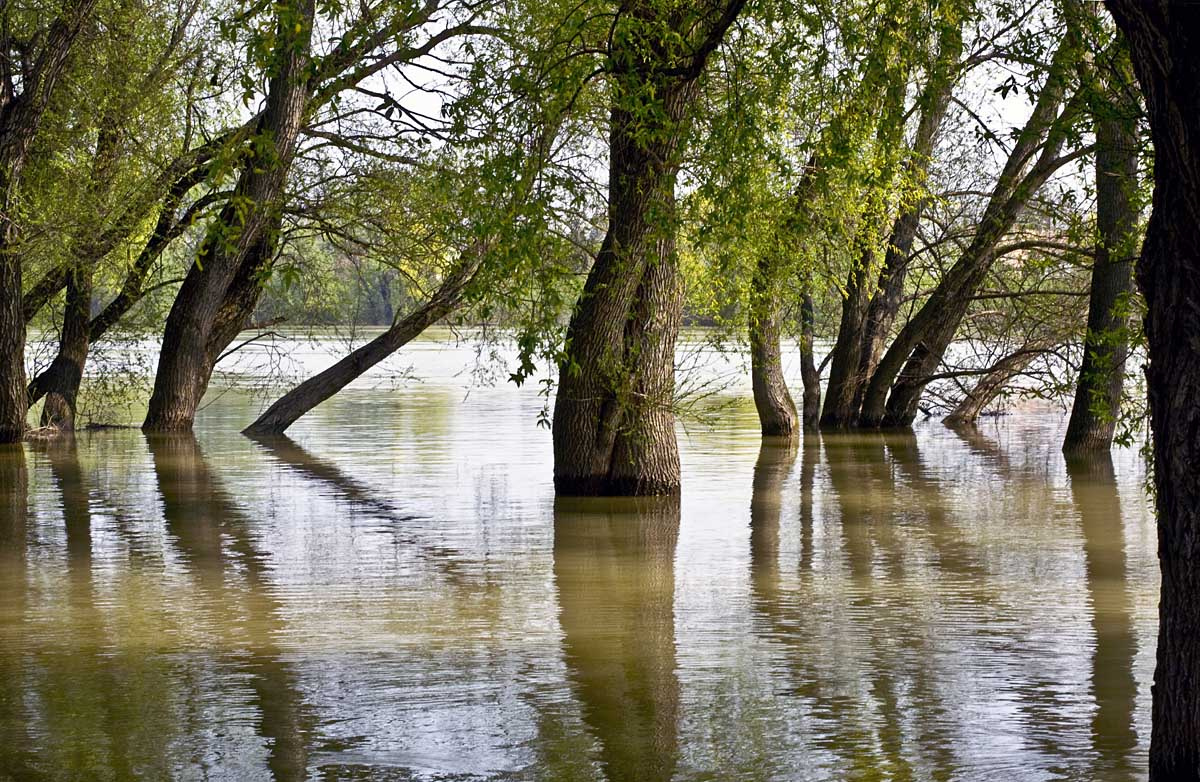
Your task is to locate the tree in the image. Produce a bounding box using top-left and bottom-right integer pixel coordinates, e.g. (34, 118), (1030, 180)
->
(1102, 2), (1200, 778)
(552, 0), (745, 496)
(821, 5), (964, 428)
(859, 15), (1090, 427)
(142, 0), (316, 431)
(1063, 36), (1141, 454)
(0, 0), (100, 441)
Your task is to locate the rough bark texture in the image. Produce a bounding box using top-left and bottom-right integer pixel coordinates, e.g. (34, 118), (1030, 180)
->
(859, 30), (1085, 428)
(749, 254), (798, 436)
(941, 345), (1046, 427)
(244, 259), (478, 435)
(1063, 50), (1140, 453)
(554, 496), (680, 781)
(552, 0), (743, 495)
(1103, 3), (1200, 778)
(143, 0), (314, 433)
(0, 0), (99, 441)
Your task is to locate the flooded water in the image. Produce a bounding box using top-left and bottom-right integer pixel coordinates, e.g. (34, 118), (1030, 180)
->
(0, 331), (1156, 781)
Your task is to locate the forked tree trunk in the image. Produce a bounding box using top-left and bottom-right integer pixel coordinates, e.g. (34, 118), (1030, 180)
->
(553, 1), (743, 496)
(859, 27), (1086, 428)
(27, 151), (217, 415)
(1103, 3), (1200, 778)
(750, 254), (798, 436)
(851, 21), (962, 420)
(0, 0), (98, 441)
(1063, 48), (1140, 454)
(244, 260), (478, 435)
(143, 0), (314, 433)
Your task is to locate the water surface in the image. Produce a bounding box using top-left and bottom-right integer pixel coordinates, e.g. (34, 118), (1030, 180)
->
(0, 332), (1156, 780)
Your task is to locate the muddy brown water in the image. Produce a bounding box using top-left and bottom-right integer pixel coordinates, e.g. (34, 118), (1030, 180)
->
(0, 332), (1155, 780)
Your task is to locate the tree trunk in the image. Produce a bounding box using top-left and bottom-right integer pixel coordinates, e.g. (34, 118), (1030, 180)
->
(0, 0), (99, 442)
(859, 28), (1086, 428)
(553, 1), (743, 496)
(798, 287), (821, 430)
(244, 259), (478, 435)
(941, 344), (1046, 427)
(143, 0), (314, 433)
(820, 245), (875, 429)
(1063, 48), (1140, 453)
(821, 12), (962, 430)
(35, 266), (92, 429)
(749, 254), (798, 437)
(1103, 3), (1200, 778)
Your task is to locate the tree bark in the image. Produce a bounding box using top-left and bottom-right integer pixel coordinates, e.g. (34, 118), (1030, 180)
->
(552, 0), (744, 496)
(859, 27), (1087, 428)
(850, 22), (962, 421)
(1063, 45), (1140, 454)
(749, 253), (798, 436)
(1103, 3), (1200, 778)
(244, 259), (479, 435)
(0, 0), (99, 441)
(798, 287), (821, 430)
(35, 266), (92, 429)
(143, 0), (314, 433)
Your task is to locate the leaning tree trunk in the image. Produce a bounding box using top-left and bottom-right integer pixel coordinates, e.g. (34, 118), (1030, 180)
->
(941, 343), (1047, 427)
(859, 27), (1085, 428)
(143, 0), (313, 433)
(1063, 48), (1140, 454)
(553, 0), (743, 496)
(1103, 3), (1200, 778)
(749, 253), (798, 436)
(244, 260), (478, 435)
(851, 19), (962, 420)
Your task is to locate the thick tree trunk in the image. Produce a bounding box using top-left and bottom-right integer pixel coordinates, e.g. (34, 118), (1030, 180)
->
(749, 255), (798, 437)
(553, 495), (679, 782)
(1063, 53), (1139, 453)
(553, 1), (743, 495)
(143, 0), (314, 433)
(859, 30), (1085, 428)
(244, 260), (478, 435)
(941, 344), (1046, 427)
(820, 246), (875, 429)
(1103, 3), (1200, 778)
